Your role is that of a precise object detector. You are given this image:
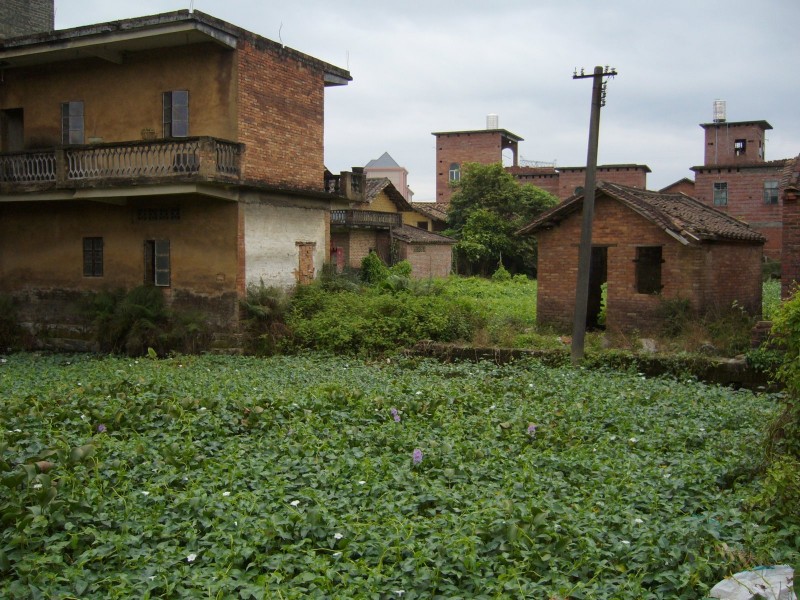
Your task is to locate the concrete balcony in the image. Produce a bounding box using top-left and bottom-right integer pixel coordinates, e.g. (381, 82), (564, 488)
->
(0, 137), (244, 193)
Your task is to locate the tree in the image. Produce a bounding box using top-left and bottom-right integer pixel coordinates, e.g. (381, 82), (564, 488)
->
(446, 162), (558, 276)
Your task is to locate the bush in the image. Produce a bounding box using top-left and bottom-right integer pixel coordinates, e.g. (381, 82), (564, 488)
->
(491, 263), (511, 282)
(360, 251), (389, 285)
(87, 286), (208, 356)
(658, 297), (692, 337)
(241, 281), (291, 355)
(0, 295), (22, 351)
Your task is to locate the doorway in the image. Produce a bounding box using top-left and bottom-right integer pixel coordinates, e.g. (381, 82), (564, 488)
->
(0, 108), (24, 152)
(586, 246), (607, 329)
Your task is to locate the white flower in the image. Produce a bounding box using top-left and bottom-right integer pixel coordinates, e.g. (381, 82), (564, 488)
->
(358, 480), (366, 485)
(148, 575), (156, 581)
(186, 553), (197, 563)
(663, 473), (671, 479)
(0, 358), (7, 363)
(415, 391), (422, 395)
(394, 592), (406, 597)
(334, 532), (343, 540)
(199, 407), (207, 411)
(633, 518), (644, 524)
(629, 437), (638, 443)
(222, 491), (230, 497)
(621, 540), (631, 545)
(33, 483), (42, 490)
(609, 435), (617, 441)
(290, 500), (300, 507)
(13, 428), (21, 433)
(333, 552), (342, 558)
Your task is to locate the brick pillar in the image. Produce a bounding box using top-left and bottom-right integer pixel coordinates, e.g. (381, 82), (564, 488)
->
(782, 156), (800, 299)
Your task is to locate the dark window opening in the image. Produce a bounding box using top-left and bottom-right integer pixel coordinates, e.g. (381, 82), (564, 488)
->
(635, 246), (663, 295)
(137, 207), (181, 221)
(764, 180), (779, 205)
(713, 182), (728, 206)
(83, 237), (103, 277)
(416, 221), (429, 231)
(61, 101), (84, 145)
(144, 239), (170, 287)
(163, 90), (189, 138)
(0, 108), (24, 152)
(574, 186), (584, 196)
(734, 139), (746, 156)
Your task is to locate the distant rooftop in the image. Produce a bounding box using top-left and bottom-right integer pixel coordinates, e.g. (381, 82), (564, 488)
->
(365, 152), (400, 169)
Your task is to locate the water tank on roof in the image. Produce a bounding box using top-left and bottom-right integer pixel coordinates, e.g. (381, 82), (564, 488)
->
(713, 100), (726, 123)
(486, 114), (499, 129)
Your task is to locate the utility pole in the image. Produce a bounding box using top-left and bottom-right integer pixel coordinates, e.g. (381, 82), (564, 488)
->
(571, 65), (617, 365)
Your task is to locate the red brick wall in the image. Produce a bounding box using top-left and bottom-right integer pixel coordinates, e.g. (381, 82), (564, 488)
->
(783, 190), (800, 298)
(703, 122), (768, 165)
(237, 39), (325, 191)
(435, 132), (506, 203)
(397, 242), (452, 278)
(693, 164), (783, 259)
(535, 195), (763, 332)
(509, 166), (647, 200)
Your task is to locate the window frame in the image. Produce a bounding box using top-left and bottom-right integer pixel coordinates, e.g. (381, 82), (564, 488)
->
(163, 90), (189, 138)
(713, 182), (728, 206)
(82, 237), (103, 277)
(634, 246), (663, 295)
(763, 180), (779, 205)
(144, 239), (171, 287)
(448, 163), (460, 182)
(734, 138), (746, 156)
(61, 101), (84, 145)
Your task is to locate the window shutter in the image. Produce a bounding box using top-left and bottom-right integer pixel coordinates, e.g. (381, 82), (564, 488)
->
(154, 239), (170, 287)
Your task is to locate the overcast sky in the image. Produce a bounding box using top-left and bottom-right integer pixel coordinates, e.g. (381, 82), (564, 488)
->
(55, 0), (799, 201)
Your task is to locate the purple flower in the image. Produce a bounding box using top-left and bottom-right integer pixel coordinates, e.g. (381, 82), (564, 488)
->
(391, 408), (401, 423)
(97, 424), (107, 433)
(527, 423), (537, 437)
(412, 448), (423, 465)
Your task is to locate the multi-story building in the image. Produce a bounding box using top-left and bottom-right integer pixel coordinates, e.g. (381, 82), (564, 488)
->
(0, 8), (360, 346)
(690, 111), (789, 260)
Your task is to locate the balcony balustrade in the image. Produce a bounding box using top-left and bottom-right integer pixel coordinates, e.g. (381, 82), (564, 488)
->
(330, 209), (401, 229)
(0, 137), (243, 190)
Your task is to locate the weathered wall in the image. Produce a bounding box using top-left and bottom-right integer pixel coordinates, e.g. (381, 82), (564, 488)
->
(397, 242), (452, 278)
(557, 167), (648, 200)
(702, 122), (768, 165)
(237, 38), (325, 191)
(242, 196), (328, 288)
(693, 164), (784, 259)
(0, 0), (53, 38)
(0, 43), (237, 148)
(0, 195), (241, 330)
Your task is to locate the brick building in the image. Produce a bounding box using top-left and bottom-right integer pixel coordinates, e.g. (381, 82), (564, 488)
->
(519, 182), (765, 333)
(781, 155), (800, 298)
(330, 178), (454, 278)
(691, 117), (789, 259)
(0, 9), (359, 347)
(0, 0), (53, 39)
(433, 118), (649, 206)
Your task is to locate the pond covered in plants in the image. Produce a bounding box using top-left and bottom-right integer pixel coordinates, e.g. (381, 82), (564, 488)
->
(0, 353), (794, 598)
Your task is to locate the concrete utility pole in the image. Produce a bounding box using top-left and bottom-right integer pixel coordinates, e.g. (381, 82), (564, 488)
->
(571, 65), (617, 365)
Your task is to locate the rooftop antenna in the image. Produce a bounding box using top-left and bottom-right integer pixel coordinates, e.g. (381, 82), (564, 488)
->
(278, 22), (283, 45)
(189, 0), (194, 12)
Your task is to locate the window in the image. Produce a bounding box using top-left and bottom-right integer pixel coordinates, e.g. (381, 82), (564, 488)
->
(734, 139), (746, 156)
(417, 221), (429, 231)
(448, 163), (460, 182)
(574, 186), (584, 196)
(413, 245), (426, 253)
(713, 182), (728, 206)
(137, 207), (181, 221)
(61, 101), (84, 144)
(83, 237), (103, 277)
(144, 240), (170, 286)
(764, 180), (779, 205)
(163, 90), (189, 138)
(635, 246), (662, 295)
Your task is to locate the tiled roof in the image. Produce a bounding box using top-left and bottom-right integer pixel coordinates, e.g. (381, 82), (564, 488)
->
(393, 224), (456, 244)
(365, 152), (400, 168)
(359, 178), (413, 211)
(411, 202), (449, 223)
(780, 154), (800, 191)
(518, 181), (765, 244)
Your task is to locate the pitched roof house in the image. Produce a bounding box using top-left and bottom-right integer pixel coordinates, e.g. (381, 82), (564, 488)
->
(519, 182), (765, 332)
(0, 9), (359, 347)
(330, 178), (454, 278)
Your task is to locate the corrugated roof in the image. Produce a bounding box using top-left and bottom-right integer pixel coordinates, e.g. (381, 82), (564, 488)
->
(518, 181), (765, 244)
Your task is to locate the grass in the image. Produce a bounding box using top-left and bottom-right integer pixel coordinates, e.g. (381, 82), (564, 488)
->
(0, 352), (794, 598)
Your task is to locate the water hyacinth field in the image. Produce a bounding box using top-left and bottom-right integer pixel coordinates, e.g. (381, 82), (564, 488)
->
(0, 353), (794, 599)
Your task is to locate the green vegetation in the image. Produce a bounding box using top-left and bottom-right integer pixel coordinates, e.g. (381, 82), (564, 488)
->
(0, 353), (793, 598)
(446, 162), (559, 276)
(0, 295), (23, 351)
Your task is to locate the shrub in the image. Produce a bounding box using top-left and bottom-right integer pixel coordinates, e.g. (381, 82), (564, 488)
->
(658, 297), (692, 337)
(0, 295), (22, 351)
(360, 251), (389, 285)
(240, 281), (291, 355)
(87, 286), (208, 356)
(491, 263), (511, 282)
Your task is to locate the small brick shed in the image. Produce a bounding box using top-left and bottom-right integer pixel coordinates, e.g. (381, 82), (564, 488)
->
(518, 182), (766, 333)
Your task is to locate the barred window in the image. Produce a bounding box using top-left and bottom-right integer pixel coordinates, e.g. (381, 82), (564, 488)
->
(635, 246), (662, 295)
(713, 182), (728, 206)
(83, 237), (103, 277)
